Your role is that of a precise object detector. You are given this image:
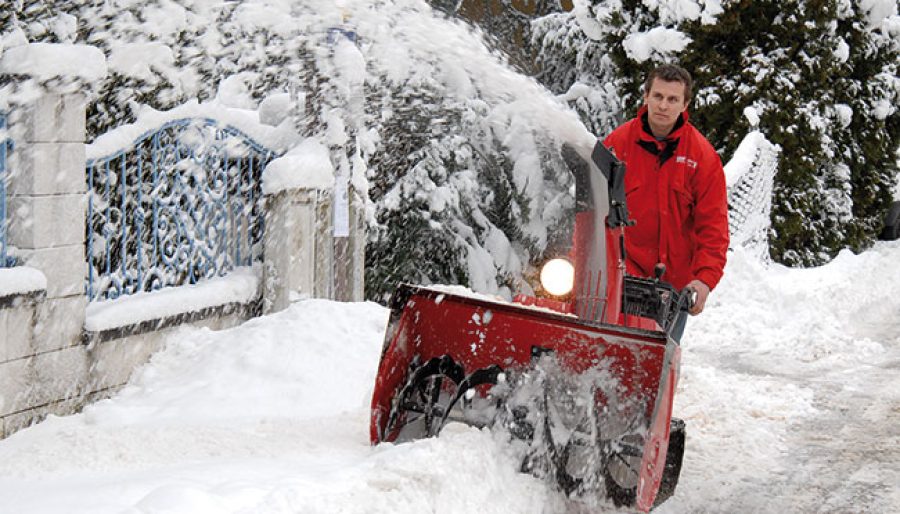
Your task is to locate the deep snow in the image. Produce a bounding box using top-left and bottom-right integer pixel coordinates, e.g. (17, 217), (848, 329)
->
(1, 241), (898, 513)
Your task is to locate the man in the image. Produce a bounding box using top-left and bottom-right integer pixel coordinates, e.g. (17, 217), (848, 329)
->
(603, 65), (729, 337)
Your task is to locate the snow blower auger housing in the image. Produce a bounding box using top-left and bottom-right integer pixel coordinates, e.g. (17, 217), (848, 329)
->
(370, 141), (691, 512)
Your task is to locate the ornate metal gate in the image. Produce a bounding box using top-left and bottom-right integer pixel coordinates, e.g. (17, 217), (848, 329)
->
(86, 118), (280, 301)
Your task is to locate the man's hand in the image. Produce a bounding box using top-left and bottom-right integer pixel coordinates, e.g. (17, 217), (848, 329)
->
(685, 279), (710, 315)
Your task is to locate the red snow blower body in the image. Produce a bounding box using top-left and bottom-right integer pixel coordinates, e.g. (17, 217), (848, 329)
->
(370, 141), (691, 511)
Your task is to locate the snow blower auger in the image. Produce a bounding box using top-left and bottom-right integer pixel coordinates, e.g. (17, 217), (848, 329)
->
(370, 141), (692, 512)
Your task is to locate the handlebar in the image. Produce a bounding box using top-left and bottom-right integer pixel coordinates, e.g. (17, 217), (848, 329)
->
(680, 287), (698, 312)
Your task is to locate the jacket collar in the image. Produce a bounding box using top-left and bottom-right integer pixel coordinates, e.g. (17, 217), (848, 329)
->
(637, 104), (688, 141)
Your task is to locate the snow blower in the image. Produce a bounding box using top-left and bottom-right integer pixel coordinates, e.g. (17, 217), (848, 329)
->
(369, 141), (692, 512)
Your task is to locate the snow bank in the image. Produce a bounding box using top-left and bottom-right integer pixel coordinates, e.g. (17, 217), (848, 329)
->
(0, 298), (553, 513)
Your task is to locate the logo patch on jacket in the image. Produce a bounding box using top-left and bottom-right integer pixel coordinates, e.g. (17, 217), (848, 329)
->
(676, 156), (698, 169)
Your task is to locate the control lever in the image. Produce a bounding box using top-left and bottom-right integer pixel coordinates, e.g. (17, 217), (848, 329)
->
(653, 263), (666, 281)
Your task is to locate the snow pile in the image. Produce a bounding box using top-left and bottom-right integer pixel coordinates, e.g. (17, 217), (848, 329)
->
(0, 299), (551, 513)
(2, 240), (898, 513)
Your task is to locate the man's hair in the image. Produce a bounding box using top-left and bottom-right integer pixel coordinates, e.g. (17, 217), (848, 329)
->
(644, 64), (693, 103)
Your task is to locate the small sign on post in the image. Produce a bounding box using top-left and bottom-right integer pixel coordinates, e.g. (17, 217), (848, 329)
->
(327, 26), (358, 45)
(327, 22), (358, 239)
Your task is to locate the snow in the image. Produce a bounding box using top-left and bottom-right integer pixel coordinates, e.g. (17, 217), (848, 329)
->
(216, 73), (259, 111)
(572, 0), (605, 40)
(859, 0), (898, 29)
(0, 266), (47, 298)
(723, 130), (771, 188)
(85, 99), (298, 160)
(1, 242), (898, 513)
(1, 0), (898, 510)
(258, 92), (294, 127)
(742, 105), (760, 127)
(643, 0), (725, 26)
(107, 43), (175, 83)
(0, 43), (107, 81)
(261, 137), (335, 194)
(623, 27), (693, 63)
(834, 103), (853, 128)
(83, 267), (260, 333)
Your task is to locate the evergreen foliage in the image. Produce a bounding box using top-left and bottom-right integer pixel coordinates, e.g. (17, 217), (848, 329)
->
(451, 0), (570, 74)
(530, 0), (899, 265)
(364, 78), (551, 302)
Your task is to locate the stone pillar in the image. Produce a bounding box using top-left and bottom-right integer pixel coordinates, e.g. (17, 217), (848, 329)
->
(5, 93), (90, 416)
(315, 191), (335, 299)
(334, 189), (365, 301)
(262, 187), (326, 313)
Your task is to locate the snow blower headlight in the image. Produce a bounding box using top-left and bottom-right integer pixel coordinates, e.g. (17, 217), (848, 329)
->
(540, 258), (574, 297)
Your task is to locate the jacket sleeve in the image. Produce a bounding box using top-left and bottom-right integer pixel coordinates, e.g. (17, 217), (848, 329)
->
(690, 148), (730, 290)
(602, 128), (625, 159)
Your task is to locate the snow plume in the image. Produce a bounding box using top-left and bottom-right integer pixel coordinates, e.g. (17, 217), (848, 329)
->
(354, 0), (594, 299)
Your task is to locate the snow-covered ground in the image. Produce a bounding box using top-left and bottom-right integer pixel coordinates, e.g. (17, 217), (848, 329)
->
(1, 241), (898, 514)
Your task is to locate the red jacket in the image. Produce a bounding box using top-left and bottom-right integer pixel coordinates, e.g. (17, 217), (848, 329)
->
(603, 106), (729, 291)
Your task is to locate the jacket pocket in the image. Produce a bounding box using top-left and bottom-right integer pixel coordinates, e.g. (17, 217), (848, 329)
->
(672, 184), (694, 222)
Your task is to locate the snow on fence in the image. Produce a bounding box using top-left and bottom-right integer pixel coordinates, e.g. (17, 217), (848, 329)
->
(0, 111), (12, 268)
(724, 131), (779, 261)
(85, 119), (281, 301)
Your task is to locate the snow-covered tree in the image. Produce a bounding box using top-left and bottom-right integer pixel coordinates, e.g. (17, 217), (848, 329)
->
(2, 0), (586, 302)
(531, 2), (623, 137)
(446, 0), (570, 74)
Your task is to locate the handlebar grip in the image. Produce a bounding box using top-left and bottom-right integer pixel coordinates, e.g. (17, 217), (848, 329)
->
(680, 287), (698, 311)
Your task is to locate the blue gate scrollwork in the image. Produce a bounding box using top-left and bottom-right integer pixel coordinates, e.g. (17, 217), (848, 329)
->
(86, 118), (280, 302)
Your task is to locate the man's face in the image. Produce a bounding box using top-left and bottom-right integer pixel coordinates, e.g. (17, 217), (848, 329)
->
(643, 78), (689, 138)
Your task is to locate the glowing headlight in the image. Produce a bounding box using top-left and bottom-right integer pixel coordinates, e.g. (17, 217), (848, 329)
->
(540, 258), (574, 297)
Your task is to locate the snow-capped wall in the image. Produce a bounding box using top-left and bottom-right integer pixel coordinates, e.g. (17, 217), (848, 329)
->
(0, 51), (365, 438)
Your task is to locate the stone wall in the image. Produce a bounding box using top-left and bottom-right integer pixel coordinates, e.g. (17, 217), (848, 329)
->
(0, 51), (365, 439)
